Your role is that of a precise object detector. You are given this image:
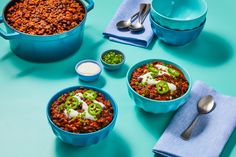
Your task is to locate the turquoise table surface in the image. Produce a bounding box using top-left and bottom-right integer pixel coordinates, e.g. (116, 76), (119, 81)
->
(0, 0), (235, 156)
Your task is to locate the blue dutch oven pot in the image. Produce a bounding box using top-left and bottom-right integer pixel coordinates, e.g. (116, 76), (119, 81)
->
(0, 0), (94, 62)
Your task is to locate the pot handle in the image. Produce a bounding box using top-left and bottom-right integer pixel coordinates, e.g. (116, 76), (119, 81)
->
(84, 0), (94, 12)
(0, 16), (20, 40)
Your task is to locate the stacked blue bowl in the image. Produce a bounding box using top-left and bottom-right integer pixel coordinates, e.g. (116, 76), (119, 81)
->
(150, 0), (207, 46)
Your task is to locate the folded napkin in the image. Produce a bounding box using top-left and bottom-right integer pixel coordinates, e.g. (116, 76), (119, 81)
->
(153, 80), (236, 157)
(103, 0), (154, 48)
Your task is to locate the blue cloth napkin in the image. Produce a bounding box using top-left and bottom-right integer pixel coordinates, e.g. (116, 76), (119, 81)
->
(153, 80), (236, 157)
(103, 0), (154, 48)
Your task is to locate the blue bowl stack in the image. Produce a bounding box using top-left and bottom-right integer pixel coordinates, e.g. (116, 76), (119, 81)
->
(150, 0), (207, 46)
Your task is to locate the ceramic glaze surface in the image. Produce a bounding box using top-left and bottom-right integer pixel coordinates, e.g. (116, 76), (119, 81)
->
(151, 0), (207, 30)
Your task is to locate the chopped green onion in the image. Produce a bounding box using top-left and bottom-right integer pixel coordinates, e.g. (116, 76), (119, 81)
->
(102, 51), (123, 64)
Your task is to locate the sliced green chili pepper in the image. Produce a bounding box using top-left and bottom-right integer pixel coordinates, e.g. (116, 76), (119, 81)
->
(156, 81), (169, 94)
(148, 66), (159, 74)
(168, 68), (180, 77)
(88, 103), (102, 116)
(65, 96), (79, 109)
(83, 90), (98, 100)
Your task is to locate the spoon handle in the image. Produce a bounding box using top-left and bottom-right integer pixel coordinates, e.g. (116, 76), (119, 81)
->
(140, 4), (151, 24)
(138, 3), (147, 23)
(181, 114), (200, 140)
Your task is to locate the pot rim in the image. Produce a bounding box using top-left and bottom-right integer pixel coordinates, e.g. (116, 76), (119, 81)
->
(2, 0), (88, 38)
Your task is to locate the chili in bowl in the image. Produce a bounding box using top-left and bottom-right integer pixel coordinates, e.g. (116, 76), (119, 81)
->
(126, 59), (192, 113)
(46, 86), (118, 146)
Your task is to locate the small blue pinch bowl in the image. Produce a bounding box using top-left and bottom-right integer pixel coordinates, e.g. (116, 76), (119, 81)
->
(150, 16), (205, 46)
(126, 59), (192, 114)
(75, 60), (102, 82)
(100, 49), (125, 71)
(46, 85), (118, 146)
(151, 0), (207, 30)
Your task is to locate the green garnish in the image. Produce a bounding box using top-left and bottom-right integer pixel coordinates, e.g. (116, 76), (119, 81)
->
(83, 90), (98, 100)
(135, 82), (139, 85)
(168, 68), (180, 77)
(102, 51), (123, 64)
(69, 91), (76, 96)
(140, 82), (147, 86)
(148, 66), (159, 74)
(65, 96), (79, 109)
(57, 103), (65, 111)
(156, 81), (169, 94)
(88, 103), (103, 116)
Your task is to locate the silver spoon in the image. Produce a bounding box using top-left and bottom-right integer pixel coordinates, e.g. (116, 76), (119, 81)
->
(129, 3), (151, 32)
(116, 11), (139, 30)
(116, 3), (146, 30)
(181, 95), (216, 140)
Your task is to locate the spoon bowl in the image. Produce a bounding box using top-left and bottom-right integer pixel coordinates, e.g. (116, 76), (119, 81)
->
(198, 95), (215, 114)
(116, 12), (139, 30)
(181, 95), (216, 140)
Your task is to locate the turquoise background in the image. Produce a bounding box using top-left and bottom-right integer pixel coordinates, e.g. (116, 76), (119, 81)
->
(0, 0), (235, 156)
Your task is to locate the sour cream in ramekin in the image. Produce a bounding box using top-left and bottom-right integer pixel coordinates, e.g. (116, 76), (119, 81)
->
(75, 60), (102, 82)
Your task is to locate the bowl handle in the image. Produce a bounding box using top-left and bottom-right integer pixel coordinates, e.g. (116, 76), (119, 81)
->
(83, 0), (94, 12)
(0, 16), (20, 40)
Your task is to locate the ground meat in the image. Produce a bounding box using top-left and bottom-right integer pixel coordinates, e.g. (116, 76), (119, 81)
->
(50, 88), (114, 134)
(130, 61), (189, 101)
(6, 0), (85, 35)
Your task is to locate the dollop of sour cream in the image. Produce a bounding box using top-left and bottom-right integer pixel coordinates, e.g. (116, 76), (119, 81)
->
(138, 71), (177, 93)
(64, 109), (78, 119)
(76, 62), (101, 76)
(154, 64), (170, 76)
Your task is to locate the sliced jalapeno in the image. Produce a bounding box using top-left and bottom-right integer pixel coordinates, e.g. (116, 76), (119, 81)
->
(168, 68), (180, 77)
(88, 103), (102, 116)
(65, 96), (79, 109)
(83, 90), (98, 100)
(148, 66), (159, 74)
(156, 81), (169, 94)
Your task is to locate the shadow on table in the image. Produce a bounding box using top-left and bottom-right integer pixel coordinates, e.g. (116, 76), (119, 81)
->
(147, 36), (158, 50)
(0, 26), (106, 80)
(77, 75), (106, 88)
(103, 64), (129, 79)
(220, 128), (236, 157)
(54, 131), (132, 157)
(159, 31), (233, 66)
(135, 107), (175, 139)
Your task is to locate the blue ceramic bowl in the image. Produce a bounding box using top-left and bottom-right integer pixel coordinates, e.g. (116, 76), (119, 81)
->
(46, 86), (118, 146)
(0, 0), (94, 62)
(75, 60), (102, 82)
(126, 59), (192, 114)
(100, 49), (125, 71)
(150, 16), (205, 46)
(151, 0), (207, 30)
